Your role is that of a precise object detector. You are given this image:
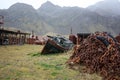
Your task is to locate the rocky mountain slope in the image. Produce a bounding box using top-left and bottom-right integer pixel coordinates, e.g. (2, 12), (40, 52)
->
(0, 0), (120, 35)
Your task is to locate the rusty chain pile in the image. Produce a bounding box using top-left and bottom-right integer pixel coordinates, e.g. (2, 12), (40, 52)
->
(115, 35), (120, 43)
(67, 32), (120, 80)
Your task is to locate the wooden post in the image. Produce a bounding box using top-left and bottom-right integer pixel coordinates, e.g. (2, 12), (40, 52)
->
(1, 32), (4, 45)
(0, 31), (1, 45)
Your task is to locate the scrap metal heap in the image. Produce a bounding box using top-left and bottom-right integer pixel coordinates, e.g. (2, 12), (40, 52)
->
(115, 34), (120, 43)
(66, 32), (120, 80)
(41, 35), (73, 54)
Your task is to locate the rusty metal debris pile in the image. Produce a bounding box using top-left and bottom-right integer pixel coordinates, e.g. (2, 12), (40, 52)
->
(41, 35), (73, 54)
(115, 35), (120, 43)
(67, 32), (120, 80)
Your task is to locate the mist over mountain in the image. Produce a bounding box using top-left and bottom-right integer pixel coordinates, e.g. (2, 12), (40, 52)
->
(88, 0), (120, 16)
(0, 0), (120, 35)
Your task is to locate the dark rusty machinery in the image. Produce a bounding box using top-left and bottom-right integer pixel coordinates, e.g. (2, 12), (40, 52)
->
(69, 33), (91, 44)
(69, 34), (77, 44)
(41, 35), (73, 54)
(115, 34), (120, 43)
(66, 32), (120, 80)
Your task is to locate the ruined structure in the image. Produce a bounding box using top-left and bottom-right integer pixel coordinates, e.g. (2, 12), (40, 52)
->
(0, 15), (30, 45)
(0, 29), (30, 45)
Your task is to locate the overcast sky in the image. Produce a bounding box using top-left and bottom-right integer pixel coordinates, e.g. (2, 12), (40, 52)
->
(0, 0), (104, 9)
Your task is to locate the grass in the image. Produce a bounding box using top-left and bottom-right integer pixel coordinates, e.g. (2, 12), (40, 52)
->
(0, 44), (102, 80)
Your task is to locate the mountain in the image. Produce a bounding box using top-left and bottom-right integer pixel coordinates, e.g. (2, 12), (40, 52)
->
(87, 0), (120, 16)
(0, 3), (55, 35)
(38, 1), (120, 35)
(0, 1), (120, 36)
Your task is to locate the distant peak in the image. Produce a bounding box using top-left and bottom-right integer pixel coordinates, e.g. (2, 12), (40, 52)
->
(104, 0), (119, 2)
(9, 2), (34, 10)
(45, 1), (53, 4)
(39, 1), (61, 10)
(41, 1), (54, 7)
(10, 2), (32, 7)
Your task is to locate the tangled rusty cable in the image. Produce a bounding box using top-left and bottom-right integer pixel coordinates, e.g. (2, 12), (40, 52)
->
(66, 32), (120, 80)
(115, 35), (120, 43)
